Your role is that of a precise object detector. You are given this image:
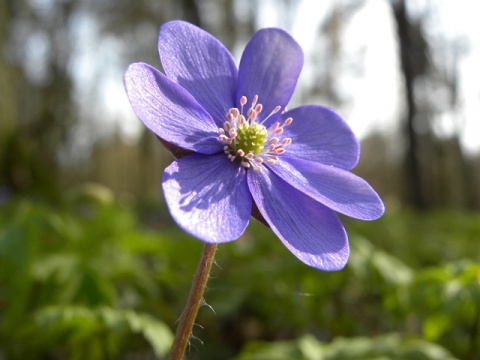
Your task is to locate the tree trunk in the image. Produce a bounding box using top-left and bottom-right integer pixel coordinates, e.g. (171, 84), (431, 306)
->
(390, 0), (427, 209)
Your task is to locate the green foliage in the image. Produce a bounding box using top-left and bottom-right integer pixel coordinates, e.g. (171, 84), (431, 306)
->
(0, 185), (176, 359)
(407, 261), (480, 357)
(235, 333), (457, 360)
(28, 305), (173, 360)
(0, 191), (478, 359)
(346, 204), (480, 267)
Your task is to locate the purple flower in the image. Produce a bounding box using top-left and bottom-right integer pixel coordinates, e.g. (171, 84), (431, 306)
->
(124, 20), (384, 271)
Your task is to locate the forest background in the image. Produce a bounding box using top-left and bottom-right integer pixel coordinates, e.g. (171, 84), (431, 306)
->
(1, 0), (480, 359)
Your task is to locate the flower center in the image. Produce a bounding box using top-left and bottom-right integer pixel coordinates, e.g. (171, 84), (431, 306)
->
(235, 122), (268, 156)
(218, 95), (293, 172)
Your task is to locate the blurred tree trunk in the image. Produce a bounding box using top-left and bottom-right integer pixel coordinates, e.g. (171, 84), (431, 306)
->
(0, 0), (76, 198)
(390, 0), (430, 209)
(181, 0), (201, 25)
(0, 1), (20, 194)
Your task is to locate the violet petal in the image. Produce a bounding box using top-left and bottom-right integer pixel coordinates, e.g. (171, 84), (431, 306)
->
(248, 168), (349, 271)
(237, 28), (303, 125)
(124, 62), (222, 154)
(270, 156), (385, 220)
(281, 105), (360, 170)
(162, 153), (251, 243)
(158, 21), (237, 127)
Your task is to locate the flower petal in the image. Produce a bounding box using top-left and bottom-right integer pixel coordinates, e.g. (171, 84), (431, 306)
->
(248, 168), (349, 271)
(158, 20), (237, 126)
(281, 105), (360, 170)
(124, 62), (221, 154)
(162, 153), (251, 243)
(237, 28), (303, 124)
(270, 157), (385, 220)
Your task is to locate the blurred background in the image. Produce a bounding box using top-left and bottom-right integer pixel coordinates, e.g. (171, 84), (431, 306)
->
(1, 0), (479, 359)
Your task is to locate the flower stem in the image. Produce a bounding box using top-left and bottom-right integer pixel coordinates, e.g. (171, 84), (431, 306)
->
(169, 243), (218, 360)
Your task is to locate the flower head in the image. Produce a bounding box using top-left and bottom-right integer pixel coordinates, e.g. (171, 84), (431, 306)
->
(124, 21), (384, 271)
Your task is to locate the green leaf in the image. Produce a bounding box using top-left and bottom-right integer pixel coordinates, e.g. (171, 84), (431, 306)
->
(123, 309), (174, 356)
(33, 305), (173, 358)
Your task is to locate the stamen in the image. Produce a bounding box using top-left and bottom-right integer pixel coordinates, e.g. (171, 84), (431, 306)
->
(282, 138), (292, 146)
(240, 96), (247, 106)
(268, 155), (279, 162)
(260, 105), (282, 125)
(251, 95), (258, 107)
(218, 95), (293, 172)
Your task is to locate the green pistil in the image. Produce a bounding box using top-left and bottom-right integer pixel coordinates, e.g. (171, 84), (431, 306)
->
(235, 122), (268, 155)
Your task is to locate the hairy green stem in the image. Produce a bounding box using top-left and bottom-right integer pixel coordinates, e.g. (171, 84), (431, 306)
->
(169, 243), (217, 360)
